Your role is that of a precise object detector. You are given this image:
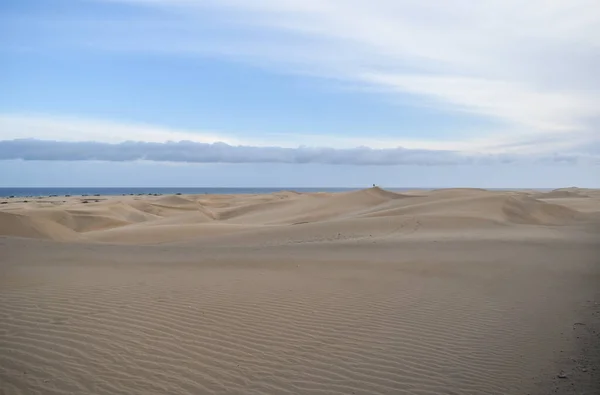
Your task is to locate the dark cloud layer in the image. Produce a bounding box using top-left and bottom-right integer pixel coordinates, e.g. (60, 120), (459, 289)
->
(0, 139), (594, 166)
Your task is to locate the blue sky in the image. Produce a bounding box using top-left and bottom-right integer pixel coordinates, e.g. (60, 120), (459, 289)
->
(1, 0), (599, 187)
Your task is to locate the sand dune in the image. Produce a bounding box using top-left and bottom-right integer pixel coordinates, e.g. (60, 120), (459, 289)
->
(0, 211), (81, 241)
(532, 190), (589, 199)
(0, 187), (594, 244)
(1, 187), (599, 394)
(501, 195), (581, 225)
(215, 191), (390, 225)
(358, 193), (580, 224)
(87, 222), (261, 245)
(26, 208), (132, 233)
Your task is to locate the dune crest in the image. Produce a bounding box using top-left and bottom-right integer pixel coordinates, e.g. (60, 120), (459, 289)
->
(0, 187), (595, 244)
(0, 211), (80, 241)
(501, 195), (580, 225)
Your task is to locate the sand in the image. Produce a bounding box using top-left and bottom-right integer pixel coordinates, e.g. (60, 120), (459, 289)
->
(1, 187), (599, 394)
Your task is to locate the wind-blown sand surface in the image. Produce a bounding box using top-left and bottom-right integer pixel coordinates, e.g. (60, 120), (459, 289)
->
(1, 187), (599, 394)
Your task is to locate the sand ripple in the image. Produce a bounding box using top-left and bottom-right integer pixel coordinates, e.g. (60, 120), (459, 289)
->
(2, 256), (597, 395)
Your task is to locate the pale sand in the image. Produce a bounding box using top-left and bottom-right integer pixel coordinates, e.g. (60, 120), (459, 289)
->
(1, 187), (599, 394)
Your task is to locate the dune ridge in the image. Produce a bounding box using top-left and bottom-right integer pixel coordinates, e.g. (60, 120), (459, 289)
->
(0, 187), (593, 245)
(0, 211), (81, 241)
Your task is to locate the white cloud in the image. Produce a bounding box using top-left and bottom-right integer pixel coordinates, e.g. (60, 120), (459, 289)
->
(2, 138), (597, 165)
(0, 113), (560, 154)
(0, 114), (237, 144)
(360, 74), (597, 132)
(5, 0), (600, 156)
(88, 0), (600, 153)
(0, 113), (597, 164)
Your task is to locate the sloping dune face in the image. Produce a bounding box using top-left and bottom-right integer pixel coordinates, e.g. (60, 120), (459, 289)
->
(0, 211), (81, 241)
(501, 195), (580, 225)
(0, 187), (595, 245)
(355, 190), (580, 225)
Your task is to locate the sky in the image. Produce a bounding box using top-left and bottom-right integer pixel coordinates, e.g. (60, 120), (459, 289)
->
(1, 0), (599, 187)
